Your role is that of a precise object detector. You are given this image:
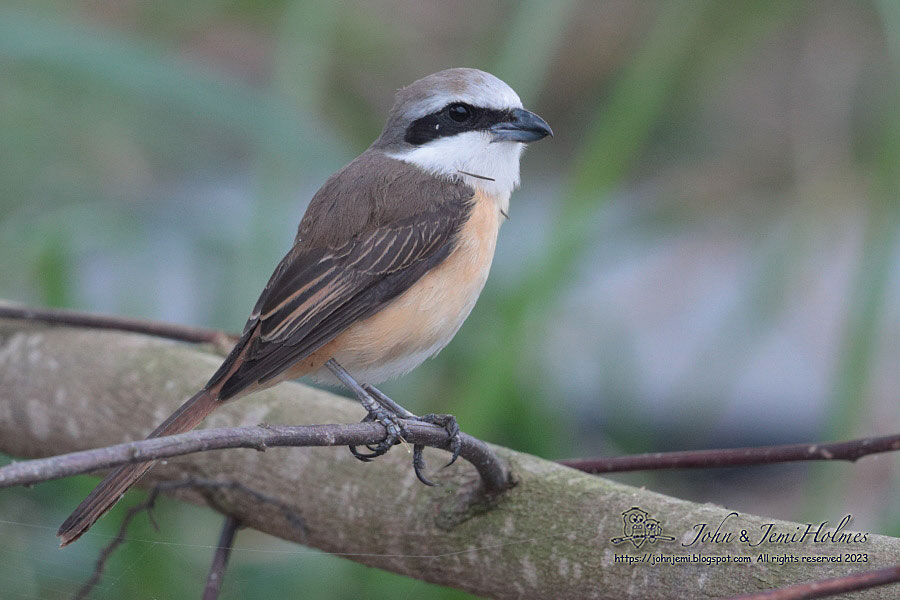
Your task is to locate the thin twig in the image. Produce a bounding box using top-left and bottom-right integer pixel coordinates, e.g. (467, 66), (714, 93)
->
(559, 434), (900, 473)
(0, 301), (237, 348)
(0, 422), (511, 493)
(723, 563), (900, 600)
(74, 482), (168, 600)
(75, 478), (304, 600)
(203, 515), (240, 600)
(457, 169), (495, 181)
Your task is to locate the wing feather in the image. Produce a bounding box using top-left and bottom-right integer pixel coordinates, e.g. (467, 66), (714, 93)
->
(215, 203), (471, 399)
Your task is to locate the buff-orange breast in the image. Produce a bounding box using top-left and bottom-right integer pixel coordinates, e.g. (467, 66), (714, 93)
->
(285, 188), (504, 385)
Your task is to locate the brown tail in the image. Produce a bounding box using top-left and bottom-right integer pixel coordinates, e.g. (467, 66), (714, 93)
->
(56, 388), (220, 547)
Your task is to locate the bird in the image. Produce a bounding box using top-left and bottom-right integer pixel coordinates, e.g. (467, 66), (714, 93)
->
(57, 67), (552, 547)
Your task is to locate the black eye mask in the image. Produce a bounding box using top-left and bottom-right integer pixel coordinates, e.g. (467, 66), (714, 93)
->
(404, 103), (512, 146)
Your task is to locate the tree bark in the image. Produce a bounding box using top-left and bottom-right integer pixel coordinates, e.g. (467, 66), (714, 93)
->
(1, 319), (898, 599)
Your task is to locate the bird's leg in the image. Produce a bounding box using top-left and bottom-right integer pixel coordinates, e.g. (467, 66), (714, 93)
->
(359, 384), (415, 418)
(363, 384), (461, 463)
(325, 359), (403, 461)
(363, 383), (462, 486)
(324, 359), (461, 486)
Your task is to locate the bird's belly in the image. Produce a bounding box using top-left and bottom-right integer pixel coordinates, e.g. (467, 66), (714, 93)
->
(314, 190), (502, 384)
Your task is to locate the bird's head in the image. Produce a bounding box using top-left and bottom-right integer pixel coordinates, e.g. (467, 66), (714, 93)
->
(374, 68), (552, 198)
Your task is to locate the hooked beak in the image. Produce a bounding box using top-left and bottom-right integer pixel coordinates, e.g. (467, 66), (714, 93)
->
(490, 108), (553, 143)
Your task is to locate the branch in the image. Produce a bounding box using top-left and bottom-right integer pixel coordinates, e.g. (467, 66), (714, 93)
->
(560, 434), (900, 473)
(725, 564), (900, 600)
(74, 478), (298, 599)
(0, 422), (510, 493)
(0, 300), (235, 347)
(4, 302), (897, 476)
(74, 478), (174, 600)
(203, 515), (240, 600)
(3, 319), (900, 599)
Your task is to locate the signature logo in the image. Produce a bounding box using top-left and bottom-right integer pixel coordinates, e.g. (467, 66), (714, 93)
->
(610, 507), (676, 549)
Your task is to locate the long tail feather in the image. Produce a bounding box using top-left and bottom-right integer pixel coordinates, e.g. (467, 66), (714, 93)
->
(56, 388), (219, 547)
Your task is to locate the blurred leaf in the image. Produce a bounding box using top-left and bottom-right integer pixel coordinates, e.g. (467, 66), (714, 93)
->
(34, 234), (71, 307)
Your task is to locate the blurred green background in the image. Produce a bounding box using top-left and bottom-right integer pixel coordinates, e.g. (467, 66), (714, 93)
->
(2, 0), (899, 598)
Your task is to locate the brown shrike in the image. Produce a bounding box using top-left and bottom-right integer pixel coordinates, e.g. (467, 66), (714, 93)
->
(58, 68), (551, 546)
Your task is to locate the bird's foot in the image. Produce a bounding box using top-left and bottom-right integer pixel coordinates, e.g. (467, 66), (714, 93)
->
(348, 404), (404, 462)
(416, 413), (462, 466)
(324, 359), (406, 461)
(364, 385), (461, 486)
(324, 359), (460, 486)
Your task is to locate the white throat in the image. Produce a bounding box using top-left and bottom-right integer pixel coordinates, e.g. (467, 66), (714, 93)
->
(387, 131), (524, 212)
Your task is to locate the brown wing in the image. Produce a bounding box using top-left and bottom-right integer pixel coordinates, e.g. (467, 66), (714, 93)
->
(211, 196), (471, 400)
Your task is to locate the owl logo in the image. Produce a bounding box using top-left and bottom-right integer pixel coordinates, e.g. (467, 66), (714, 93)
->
(610, 507), (675, 548)
(644, 518), (675, 544)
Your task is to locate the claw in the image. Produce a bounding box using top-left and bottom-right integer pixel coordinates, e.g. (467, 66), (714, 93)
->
(444, 437), (462, 469)
(349, 445), (376, 461)
(348, 407), (402, 462)
(412, 444), (439, 486)
(418, 413), (462, 468)
(444, 422), (462, 468)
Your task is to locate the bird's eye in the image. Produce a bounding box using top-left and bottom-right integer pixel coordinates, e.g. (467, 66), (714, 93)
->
(447, 103), (472, 122)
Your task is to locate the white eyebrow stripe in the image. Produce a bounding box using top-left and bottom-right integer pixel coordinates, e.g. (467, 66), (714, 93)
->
(405, 78), (523, 120)
(411, 93), (521, 118)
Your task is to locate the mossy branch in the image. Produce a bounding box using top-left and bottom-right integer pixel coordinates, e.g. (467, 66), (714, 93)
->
(1, 319), (899, 599)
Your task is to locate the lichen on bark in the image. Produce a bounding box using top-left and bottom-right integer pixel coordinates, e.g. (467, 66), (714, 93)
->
(1, 320), (898, 599)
